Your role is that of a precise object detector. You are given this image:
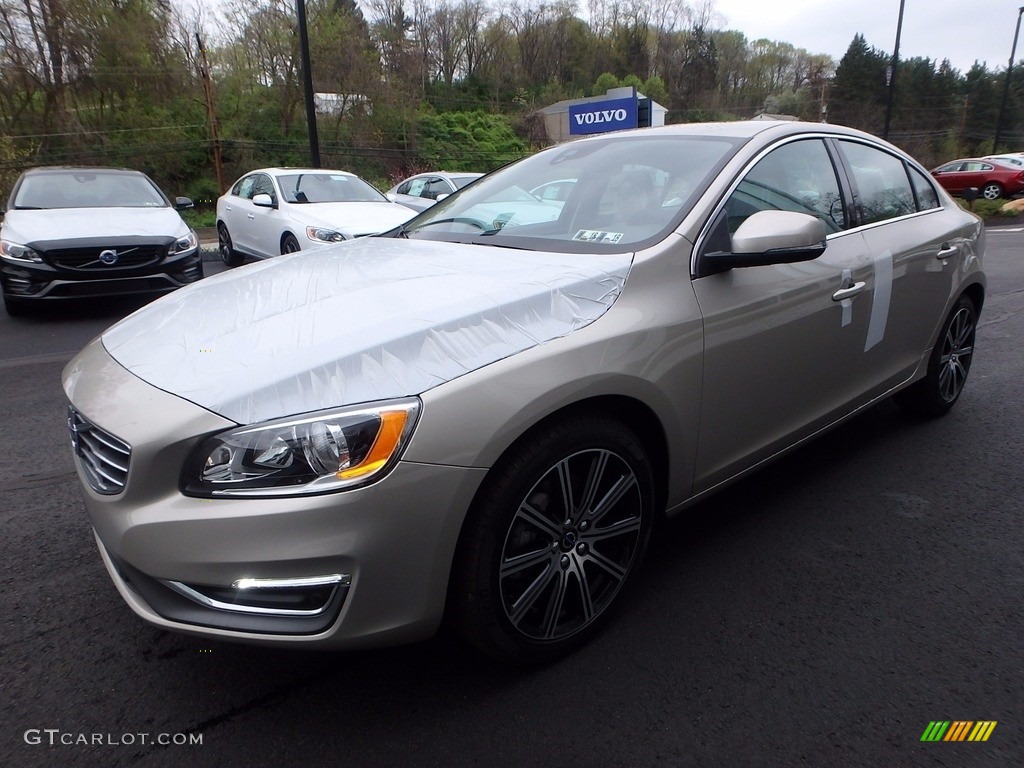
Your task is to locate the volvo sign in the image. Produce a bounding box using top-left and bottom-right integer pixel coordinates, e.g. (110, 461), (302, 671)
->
(569, 95), (638, 136)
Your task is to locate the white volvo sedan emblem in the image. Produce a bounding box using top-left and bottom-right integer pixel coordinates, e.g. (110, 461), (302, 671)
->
(98, 249), (119, 265)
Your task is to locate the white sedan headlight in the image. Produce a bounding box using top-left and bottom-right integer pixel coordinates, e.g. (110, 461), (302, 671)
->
(306, 226), (347, 243)
(182, 398), (420, 497)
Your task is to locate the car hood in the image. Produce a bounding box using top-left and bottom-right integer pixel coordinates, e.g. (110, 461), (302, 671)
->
(2, 207), (188, 243)
(99, 237), (633, 424)
(285, 201), (415, 236)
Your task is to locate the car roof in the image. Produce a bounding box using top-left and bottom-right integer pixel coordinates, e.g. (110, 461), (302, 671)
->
(403, 171), (484, 179)
(21, 166), (146, 176)
(253, 167), (360, 177)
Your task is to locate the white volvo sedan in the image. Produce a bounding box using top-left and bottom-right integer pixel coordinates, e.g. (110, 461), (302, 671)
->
(64, 121), (985, 664)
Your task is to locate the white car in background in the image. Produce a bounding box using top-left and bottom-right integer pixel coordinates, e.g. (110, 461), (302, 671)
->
(982, 154), (1024, 167)
(386, 171), (483, 212)
(216, 168), (416, 265)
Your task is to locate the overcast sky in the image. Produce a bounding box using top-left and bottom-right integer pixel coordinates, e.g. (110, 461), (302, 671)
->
(713, 0), (1015, 74)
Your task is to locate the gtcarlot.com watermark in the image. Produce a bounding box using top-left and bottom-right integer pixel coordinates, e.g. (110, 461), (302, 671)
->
(24, 729), (202, 747)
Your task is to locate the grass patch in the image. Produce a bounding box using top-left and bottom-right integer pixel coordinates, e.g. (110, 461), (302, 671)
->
(180, 207), (217, 229)
(957, 198), (1021, 222)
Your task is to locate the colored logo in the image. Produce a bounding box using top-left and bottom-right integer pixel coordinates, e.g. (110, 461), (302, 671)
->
(920, 721), (997, 742)
(568, 96), (638, 136)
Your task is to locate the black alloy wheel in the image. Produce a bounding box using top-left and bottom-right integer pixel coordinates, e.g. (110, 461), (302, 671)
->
(452, 415), (654, 664)
(218, 223), (244, 267)
(894, 294), (977, 416)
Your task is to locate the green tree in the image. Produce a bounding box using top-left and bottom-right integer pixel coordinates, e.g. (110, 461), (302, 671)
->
(830, 33), (888, 131)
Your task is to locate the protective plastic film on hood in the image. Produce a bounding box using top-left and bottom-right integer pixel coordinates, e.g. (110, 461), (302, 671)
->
(101, 237), (631, 424)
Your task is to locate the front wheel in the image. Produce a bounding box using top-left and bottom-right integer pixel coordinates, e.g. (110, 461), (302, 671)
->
(451, 415), (654, 664)
(281, 233), (301, 254)
(894, 294), (977, 417)
(218, 224), (244, 267)
(981, 182), (1003, 201)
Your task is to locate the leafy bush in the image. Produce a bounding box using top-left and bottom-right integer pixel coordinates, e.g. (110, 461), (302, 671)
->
(416, 112), (528, 172)
(957, 198), (1021, 221)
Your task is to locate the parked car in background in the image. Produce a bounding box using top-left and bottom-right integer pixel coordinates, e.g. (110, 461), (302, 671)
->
(216, 168), (416, 265)
(931, 157), (1024, 200)
(386, 171), (483, 212)
(64, 121), (985, 665)
(982, 154), (1024, 167)
(0, 166), (201, 316)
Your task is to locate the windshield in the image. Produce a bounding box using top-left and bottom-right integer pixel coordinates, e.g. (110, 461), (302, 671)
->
(403, 135), (741, 253)
(277, 173), (387, 204)
(12, 170), (168, 210)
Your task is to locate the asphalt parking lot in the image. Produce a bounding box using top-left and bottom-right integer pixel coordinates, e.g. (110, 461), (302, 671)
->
(0, 226), (1021, 768)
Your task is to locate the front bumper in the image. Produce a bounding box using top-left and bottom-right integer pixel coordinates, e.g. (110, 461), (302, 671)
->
(1, 248), (203, 301)
(63, 339), (486, 648)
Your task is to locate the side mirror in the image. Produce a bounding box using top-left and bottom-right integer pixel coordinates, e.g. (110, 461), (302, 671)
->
(175, 196), (194, 211)
(252, 193), (276, 209)
(701, 210), (827, 273)
(435, 193), (450, 202)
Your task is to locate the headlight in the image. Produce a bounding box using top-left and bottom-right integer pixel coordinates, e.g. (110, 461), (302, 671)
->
(171, 230), (198, 254)
(181, 398), (420, 497)
(0, 239), (43, 263)
(306, 226), (347, 243)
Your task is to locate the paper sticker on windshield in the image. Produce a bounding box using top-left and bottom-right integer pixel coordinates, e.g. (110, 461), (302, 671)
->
(573, 229), (624, 243)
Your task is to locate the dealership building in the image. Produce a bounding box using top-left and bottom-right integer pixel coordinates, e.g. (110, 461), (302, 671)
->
(536, 86), (668, 143)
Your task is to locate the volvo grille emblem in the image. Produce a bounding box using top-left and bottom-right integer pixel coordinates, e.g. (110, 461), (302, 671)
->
(98, 249), (119, 265)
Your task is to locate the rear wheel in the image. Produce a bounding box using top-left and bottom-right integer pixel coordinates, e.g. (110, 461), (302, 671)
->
(451, 415), (654, 664)
(981, 182), (1003, 201)
(894, 294), (977, 416)
(218, 223), (244, 267)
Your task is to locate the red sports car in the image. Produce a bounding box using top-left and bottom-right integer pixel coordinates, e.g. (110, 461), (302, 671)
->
(931, 157), (1024, 200)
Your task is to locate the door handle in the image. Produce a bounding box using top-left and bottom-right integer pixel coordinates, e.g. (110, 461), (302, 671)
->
(832, 281), (866, 301)
(937, 244), (958, 259)
(247, 214), (255, 220)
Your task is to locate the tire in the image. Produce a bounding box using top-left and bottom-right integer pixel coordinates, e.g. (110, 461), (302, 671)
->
(894, 294), (977, 417)
(218, 223), (244, 267)
(981, 182), (1003, 201)
(451, 414), (654, 664)
(281, 234), (301, 254)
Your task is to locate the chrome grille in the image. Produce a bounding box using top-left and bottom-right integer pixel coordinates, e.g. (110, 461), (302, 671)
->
(67, 406), (131, 495)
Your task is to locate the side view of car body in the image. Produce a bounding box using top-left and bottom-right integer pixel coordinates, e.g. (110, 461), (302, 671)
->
(216, 167), (416, 265)
(931, 157), (1024, 200)
(64, 121), (985, 664)
(387, 171), (484, 212)
(0, 166), (202, 316)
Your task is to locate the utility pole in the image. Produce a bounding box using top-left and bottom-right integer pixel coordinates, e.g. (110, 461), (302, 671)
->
(296, 0), (321, 168)
(195, 33), (225, 195)
(883, 0), (906, 140)
(958, 96), (969, 157)
(994, 7), (1024, 153)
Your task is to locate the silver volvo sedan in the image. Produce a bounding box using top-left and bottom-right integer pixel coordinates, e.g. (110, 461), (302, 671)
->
(63, 121), (985, 664)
